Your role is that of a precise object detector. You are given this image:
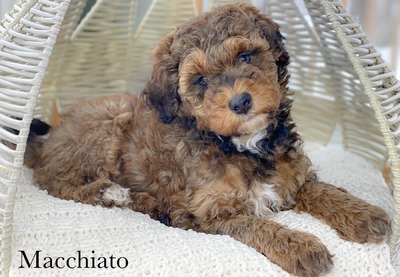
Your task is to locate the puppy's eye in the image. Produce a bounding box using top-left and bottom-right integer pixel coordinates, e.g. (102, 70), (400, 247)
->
(237, 52), (253, 63)
(195, 76), (208, 87)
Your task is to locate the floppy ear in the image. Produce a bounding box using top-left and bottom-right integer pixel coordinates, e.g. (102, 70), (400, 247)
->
(142, 32), (181, 124)
(272, 30), (290, 85)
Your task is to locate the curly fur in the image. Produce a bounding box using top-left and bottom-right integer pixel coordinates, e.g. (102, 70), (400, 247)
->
(26, 4), (390, 277)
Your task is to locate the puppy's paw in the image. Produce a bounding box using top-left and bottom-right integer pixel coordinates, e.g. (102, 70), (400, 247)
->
(335, 204), (391, 243)
(100, 184), (131, 208)
(268, 230), (333, 277)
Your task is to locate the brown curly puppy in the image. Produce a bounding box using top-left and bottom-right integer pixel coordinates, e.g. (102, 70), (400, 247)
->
(26, 3), (390, 277)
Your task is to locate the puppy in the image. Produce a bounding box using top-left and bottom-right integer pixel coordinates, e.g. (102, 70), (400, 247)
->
(26, 4), (390, 277)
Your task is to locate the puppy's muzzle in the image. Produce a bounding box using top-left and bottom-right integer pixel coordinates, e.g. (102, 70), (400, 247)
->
(229, 92), (252, 114)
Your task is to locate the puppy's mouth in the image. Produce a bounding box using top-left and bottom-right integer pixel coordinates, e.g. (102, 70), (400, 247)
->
(236, 110), (276, 136)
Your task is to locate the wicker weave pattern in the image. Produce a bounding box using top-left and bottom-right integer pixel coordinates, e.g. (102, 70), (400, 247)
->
(129, 0), (196, 92)
(0, 0), (399, 275)
(37, 0), (197, 120)
(212, 0), (252, 6)
(38, 0), (136, 119)
(264, 0), (340, 149)
(37, 0), (89, 119)
(307, 0), (388, 169)
(0, 0), (69, 275)
(312, 0), (400, 258)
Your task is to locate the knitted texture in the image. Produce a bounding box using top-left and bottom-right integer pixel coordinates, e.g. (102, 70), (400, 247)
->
(10, 144), (396, 276)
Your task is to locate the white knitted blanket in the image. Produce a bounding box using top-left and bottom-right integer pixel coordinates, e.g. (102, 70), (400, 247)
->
(10, 144), (396, 276)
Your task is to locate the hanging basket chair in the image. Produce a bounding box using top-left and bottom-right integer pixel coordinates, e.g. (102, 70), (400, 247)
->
(0, 0), (399, 276)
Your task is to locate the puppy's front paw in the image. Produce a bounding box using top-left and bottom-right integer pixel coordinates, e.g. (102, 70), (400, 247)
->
(268, 229), (333, 277)
(295, 181), (391, 244)
(100, 183), (131, 208)
(335, 204), (391, 243)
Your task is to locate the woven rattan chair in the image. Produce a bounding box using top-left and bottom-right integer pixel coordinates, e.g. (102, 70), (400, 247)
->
(0, 0), (399, 276)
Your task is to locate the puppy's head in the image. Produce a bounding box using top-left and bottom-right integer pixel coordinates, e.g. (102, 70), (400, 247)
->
(143, 3), (290, 137)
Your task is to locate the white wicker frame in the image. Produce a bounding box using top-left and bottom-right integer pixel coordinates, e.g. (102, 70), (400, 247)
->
(0, 0), (70, 274)
(0, 0), (399, 275)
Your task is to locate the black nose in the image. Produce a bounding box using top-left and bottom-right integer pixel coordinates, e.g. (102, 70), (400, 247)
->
(229, 92), (252, 114)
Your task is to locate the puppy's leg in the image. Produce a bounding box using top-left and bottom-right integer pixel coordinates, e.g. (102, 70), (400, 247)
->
(295, 174), (391, 243)
(72, 182), (167, 223)
(56, 180), (131, 208)
(206, 216), (332, 277)
(187, 167), (333, 277)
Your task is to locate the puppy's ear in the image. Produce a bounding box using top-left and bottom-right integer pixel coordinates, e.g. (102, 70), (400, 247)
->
(272, 30), (290, 84)
(142, 32), (181, 124)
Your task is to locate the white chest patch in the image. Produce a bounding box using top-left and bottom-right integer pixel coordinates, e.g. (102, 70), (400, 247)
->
(231, 129), (267, 154)
(248, 181), (283, 217)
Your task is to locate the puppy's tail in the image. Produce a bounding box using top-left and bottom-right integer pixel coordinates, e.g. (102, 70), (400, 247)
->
(24, 119), (51, 169)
